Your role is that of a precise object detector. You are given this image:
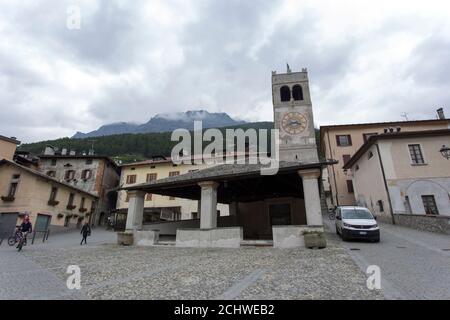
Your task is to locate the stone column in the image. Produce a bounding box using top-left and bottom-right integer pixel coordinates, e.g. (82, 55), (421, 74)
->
(198, 181), (219, 229)
(298, 169), (323, 226)
(125, 190), (146, 232)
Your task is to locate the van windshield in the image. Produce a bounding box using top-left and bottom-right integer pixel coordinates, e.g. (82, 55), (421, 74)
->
(342, 209), (373, 220)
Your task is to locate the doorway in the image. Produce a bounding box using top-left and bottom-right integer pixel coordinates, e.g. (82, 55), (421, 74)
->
(269, 203), (292, 226)
(0, 212), (19, 238)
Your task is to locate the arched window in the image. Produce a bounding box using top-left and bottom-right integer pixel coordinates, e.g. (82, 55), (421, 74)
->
(280, 86), (291, 102)
(292, 85), (303, 101)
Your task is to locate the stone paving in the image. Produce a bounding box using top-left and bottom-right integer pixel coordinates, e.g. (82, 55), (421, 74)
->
(0, 228), (382, 300)
(323, 218), (450, 300)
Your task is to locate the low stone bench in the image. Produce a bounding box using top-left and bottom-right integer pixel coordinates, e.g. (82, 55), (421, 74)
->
(176, 227), (243, 248)
(272, 225), (325, 248)
(117, 230), (160, 246)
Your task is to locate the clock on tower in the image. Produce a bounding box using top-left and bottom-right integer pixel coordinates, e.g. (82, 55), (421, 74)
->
(272, 67), (319, 163)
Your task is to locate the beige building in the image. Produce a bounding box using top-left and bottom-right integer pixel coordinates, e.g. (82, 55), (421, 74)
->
(38, 150), (120, 226)
(0, 135), (20, 161)
(320, 116), (450, 207)
(116, 155), (230, 227)
(0, 159), (98, 238)
(343, 129), (450, 234)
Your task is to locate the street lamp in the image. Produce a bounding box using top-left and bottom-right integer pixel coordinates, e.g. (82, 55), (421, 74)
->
(440, 145), (450, 160)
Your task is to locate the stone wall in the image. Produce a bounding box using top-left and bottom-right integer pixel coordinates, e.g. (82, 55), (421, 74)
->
(393, 214), (450, 235)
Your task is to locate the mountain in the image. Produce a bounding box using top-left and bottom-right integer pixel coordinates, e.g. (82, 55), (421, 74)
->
(72, 110), (246, 138)
(19, 121), (276, 164)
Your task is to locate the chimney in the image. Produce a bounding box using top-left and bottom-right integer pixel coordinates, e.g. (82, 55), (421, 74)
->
(44, 146), (55, 156)
(437, 108), (445, 120)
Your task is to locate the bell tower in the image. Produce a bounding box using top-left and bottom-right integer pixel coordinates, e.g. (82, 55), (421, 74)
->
(272, 66), (318, 163)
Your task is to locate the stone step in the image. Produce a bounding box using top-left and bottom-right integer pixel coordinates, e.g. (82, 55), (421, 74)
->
(240, 240), (273, 247)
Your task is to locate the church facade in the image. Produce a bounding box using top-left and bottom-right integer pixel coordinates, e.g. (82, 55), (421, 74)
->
(119, 67), (334, 248)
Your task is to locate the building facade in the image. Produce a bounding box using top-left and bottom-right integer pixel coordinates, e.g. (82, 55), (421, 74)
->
(320, 116), (450, 207)
(0, 159), (98, 238)
(117, 156), (230, 225)
(343, 130), (450, 234)
(0, 135), (20, 161)
(38, 152), (120, 226)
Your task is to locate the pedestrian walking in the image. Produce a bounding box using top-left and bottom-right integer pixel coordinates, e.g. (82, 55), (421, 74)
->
(80, 222), (91, 245)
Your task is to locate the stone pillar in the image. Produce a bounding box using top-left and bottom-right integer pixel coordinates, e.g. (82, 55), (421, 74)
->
(198, 181), (219, 229)
(298, 169), (323, 226)
(125, 190), (146, 232)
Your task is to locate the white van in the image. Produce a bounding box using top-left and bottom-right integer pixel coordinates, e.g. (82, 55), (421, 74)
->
(335, 206), (380, 242)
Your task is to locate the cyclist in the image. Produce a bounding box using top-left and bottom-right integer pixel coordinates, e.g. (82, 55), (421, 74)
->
(18, 215), (32, 248)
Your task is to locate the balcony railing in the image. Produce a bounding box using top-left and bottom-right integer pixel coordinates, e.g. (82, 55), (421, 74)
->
(1, 195), (15, 202)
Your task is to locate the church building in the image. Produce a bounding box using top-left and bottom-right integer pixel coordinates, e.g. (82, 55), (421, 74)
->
(119, 67), (335, 248)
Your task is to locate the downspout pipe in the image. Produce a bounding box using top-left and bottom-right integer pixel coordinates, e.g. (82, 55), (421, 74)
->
(375, 143), (396, 225)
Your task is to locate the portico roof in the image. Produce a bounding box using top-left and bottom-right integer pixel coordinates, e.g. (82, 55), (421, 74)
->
(122, 160), (336, 203)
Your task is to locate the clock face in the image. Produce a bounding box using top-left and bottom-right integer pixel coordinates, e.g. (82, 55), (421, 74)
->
(281, 112), (308, 135)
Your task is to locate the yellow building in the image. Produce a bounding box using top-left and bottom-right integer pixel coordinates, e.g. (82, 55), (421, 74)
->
(0, 159), (98, 238)
(320, 116), (450, 207)
(0, 135), (20, 161)
(116, 156), (230, 226)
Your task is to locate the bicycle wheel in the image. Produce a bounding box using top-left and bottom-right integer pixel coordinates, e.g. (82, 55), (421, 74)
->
(8, 237), (16, 246)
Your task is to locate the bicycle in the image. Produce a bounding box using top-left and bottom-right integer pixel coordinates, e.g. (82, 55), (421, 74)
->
(7, 228), (25, 246)
(17, 232), (27, 252)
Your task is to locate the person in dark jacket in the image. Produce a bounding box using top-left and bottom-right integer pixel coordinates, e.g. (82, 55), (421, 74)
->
(18, 215), (32, 247)
(80, 222), (91, 245)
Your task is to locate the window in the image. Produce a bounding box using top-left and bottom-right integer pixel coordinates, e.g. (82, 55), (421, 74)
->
(68, 193), (75, 206)
(363, 133), (378, 143)
(51, 159), (57, 166)
(422, 195), (439, 215)
(80, 197), (85, 210)
(64, 170), (75, 181)
(191, 212), (198, 219)
(169, 171), (180, 177)
(49, 187), (58, 202)
(81, 169), (92, 180)
(85, 159), (93, 165)
(146, 193), (153, 201)
(346, 180), (354, 193)
(292, 85), (304, 101)
(8, 182), (18, 198)
(408, 144), (425, 164)
(46, 171), (56, 177)
(126, 174), (137, 184)
(342, 154), (351, 166)
(336, 135), (352, 147)
(280, 86), (291, 102)
(146, 173), (157, 182)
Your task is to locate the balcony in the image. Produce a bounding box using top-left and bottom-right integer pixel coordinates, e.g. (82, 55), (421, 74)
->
(66, 204), (77, 210)
(48, 199), (59, 206)
(1, 195), (15, 202)
(79, 207), (87, 213)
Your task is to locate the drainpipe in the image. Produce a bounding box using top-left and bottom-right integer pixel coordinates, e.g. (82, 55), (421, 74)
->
(375, 143), (396, 225)
(326, 131), (340, 206)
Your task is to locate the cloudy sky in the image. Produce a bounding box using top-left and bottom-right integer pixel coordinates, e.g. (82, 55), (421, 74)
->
(1, 0), (450, 143)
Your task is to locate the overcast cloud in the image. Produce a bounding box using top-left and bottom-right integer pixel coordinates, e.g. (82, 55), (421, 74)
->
(1, 0), (450, 143)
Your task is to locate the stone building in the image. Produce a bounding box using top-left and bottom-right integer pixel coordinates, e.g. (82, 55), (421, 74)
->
(120, 67), (333, 248)
(343, 129), (450, 234)
(38, 150), (120, 226)
(320, 112), (450, 207)
(0, 159), (98, 238)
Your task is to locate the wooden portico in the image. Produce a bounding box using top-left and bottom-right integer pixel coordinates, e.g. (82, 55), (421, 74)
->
(121, 161), (334, 247)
